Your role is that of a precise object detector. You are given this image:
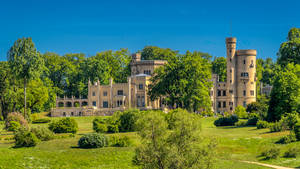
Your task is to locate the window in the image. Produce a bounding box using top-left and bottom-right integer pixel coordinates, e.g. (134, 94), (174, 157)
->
(63, 112), (66, 116)
(229, 102), (233, 106)
(223, 90), (226, 96)
(92, 92), (96, 96)
(103, 101), (108, 108)
(243, 90), (246, 96)
(71, 112), (74, 116)
(230, 69), (232, 73)
(243, 101), (247, 107)
(103, 91), (107, 96)
(223, 101), (226, 108)
(230, 80), (232, 83)
(230, 58), (232, 62)
(218, 102), (221, 108)
(117, 100), (123, 107)
(139, 84), (143, 90)
(243, 60), (246, 64)
(230, 107), (233, 111)
(251, 81), (254, 84)
(117, 90), (123, 96)
(250, 90), (254, 96)
(241, 72), (249, 77)
(229, 90), (233, 94)
(217, 90), (221, 96)
(144, 70), (151, 75)
(93, 101), (96, 107)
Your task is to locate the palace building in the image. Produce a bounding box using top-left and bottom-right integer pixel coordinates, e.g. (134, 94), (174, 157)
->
(51, 37), (256, 117)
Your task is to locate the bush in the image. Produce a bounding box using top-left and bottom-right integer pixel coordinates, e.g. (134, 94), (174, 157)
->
(214, 115), (238, 126)
(106, 116), (120, 133)
(234, 105), (248, 119)
(284, 146), (300, 158)
(5, 112), (28, 130)
(109, 135), (132, 147)
(270, 120), (288, 132)
(234, 121), (248, 127)
(49, 118), (78, 134)
(7, 121), (21, 131)
(256, 120), (270, 129)
(284, 112), (299, 130)
(14, 128), (39, 147)
(261, 147), (280, 160)
(32, 118), (51, 124)
(293, 122), (300, 141)
(118, 109), (139, 132)
(31, 126), (54, 141)
(78, 133), (108, 148)
(246, 113), (259, 126)
(94, 123), (108, 133)
(276, 132), (297, 144)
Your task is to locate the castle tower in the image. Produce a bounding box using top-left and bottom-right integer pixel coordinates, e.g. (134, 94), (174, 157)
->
(235, 50), (256, 107)
(226, 37), (237, 111)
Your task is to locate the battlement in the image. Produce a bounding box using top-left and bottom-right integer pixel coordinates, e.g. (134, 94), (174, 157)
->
(226, 37), (237, 43)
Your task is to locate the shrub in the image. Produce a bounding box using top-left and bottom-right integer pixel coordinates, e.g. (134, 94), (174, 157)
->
(106, 116), (120, 133)
(94, 123), (108, 133)
(246, 113), (259, 126)
(107, 124), (119, 133)
(78, 133), (108, 148)
(109, 135), (132, 147)
(261, 147), (280, 160)
(214, 115), (238, 126)
(284, 146), (300, 158)
(118, 109), (139, 132)
(31, 126), (54, 141)
(234, 105), (248, 119)
(234, 121), (248, 127)
(32, 118), (51, 124)
(276, 132), (297, 144)
(5, 112), (28, 130)
(49, 118), (78, 134)
(284, 112), (299, 130)
(14, 128), (39, 147)
(270, 120), (288, 132)
(256, 120), (270, 129)
(7, 121), (21, 131)
(293, 122), (300, 141)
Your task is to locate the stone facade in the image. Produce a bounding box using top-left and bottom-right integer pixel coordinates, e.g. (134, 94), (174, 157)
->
(51, 53), (167, 117)
(211, 37), (257, 113)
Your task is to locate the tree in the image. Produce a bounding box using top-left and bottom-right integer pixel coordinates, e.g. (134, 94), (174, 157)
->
(212, 57), (227, 82)
(7, 38), (44, 118)
(133, 109), (216, 169)
(140, 46), (178, 61)
(148, 51), (212, 112)
(234, 105), (248, 119)
(267, 64), (300, 122)
(246, 96), (269, 120)
(278, 28), (300, 66)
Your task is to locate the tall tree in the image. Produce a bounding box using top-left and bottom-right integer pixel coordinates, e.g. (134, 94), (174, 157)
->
(149, 51), (212, 112)
(212, 56), (227, 82)
(267, 63), (300, 121)
(7, 38), (44, 118)
(278, 27), (300, 66)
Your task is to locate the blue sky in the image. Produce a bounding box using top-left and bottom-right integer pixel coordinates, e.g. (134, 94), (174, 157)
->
(0, 0), (300, 61)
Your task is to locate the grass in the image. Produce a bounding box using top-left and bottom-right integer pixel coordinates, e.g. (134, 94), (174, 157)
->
(0, 115), (300, 168)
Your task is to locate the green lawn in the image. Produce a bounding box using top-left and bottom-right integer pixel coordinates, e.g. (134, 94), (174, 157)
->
(0, 116), (299, 169)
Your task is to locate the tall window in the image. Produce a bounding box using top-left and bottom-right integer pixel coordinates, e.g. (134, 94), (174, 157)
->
(93, 101), (96, 107)
(217, 90), (221, 96)
(92, 92), (96, 96)
(223, 101), (226, 108)
(223, 90), (226, 96)
(103, 91), (107, 96)
(250, 90), (254, 96)
(243, 60), (246, 64)
(103, 101), (108, 108)
(243, 101), (247, 107)
(243, 90), (246, 96)
(139, 84), (143, 90)
(117, 90), (123, 96)
(218, 102), (221, 108)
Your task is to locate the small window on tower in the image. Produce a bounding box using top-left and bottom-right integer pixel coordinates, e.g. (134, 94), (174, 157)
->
(92, 92), (96, 96)
(243, 90), (246, 96)
(230, 69), (232, 73)
(243, 60), (246, 64)
(250, 90), (254, 96)
(230, 58), (232, 62)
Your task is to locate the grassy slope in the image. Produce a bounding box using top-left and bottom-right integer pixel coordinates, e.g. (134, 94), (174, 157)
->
(0, 116), (299, 169)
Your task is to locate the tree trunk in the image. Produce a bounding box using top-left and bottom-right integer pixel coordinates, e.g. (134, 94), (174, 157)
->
(24, 78), (26, 118)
